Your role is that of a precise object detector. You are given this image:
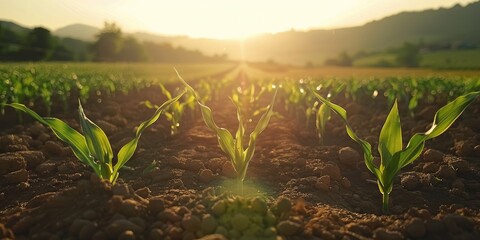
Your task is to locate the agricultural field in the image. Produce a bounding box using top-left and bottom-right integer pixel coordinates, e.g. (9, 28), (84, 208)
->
(1, 62), (480, 240)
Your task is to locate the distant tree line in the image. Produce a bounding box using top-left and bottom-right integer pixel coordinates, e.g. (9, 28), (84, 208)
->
(0, 25), (75, 61)
(91, 22), (227, 62)
(0, 22), (227, 62)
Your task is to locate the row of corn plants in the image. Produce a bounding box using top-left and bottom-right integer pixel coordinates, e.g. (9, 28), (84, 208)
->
(3, 66), (480, 214)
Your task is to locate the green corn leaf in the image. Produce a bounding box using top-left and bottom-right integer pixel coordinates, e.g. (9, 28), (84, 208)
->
(316, 103), (331, 140)
(395, 91), (480, 170)
(378, 100), (402, 168)
(232, 98), (245, 172)
(5, 103), (97, 172)
(311, 90), (380, 178)
(244, 89), (277, 164)
(114, 90), (186, 180)
(159, 84), (172, 99)
(78, 100), (113, 165)
(198, 101), (235, 160)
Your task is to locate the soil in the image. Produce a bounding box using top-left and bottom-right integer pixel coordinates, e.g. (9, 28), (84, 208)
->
(1, 69), (480, 240)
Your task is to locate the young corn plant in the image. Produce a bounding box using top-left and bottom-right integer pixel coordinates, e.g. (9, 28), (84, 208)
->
(142, 84), (195, 135)
(4, 91), (185, 183)
(177, 70), (277, 194)
(312, 90), (480, 213)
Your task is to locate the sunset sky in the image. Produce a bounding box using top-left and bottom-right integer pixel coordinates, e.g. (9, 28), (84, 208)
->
(0, 0), (475, 39)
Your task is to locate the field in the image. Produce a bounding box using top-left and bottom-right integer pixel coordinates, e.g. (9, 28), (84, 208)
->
(1, 62), (480, 240)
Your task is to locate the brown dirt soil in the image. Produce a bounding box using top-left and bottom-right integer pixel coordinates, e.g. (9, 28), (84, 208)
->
(1, 71), (480, 240)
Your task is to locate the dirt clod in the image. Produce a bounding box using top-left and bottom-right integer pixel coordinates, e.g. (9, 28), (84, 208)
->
(277, 220), (301, 236)
(338, 147), (360, 167)
(404, 217), (426, 238)
(423, 149), (444, 162)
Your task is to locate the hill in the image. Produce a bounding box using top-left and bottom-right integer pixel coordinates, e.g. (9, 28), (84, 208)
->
(53, 24), (100, 41)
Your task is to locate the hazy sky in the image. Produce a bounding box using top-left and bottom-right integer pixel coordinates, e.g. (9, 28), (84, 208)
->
(0, 0), (476, 39)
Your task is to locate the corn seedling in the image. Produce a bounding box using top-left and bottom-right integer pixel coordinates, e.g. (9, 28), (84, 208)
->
(177, 70), (277, 194)
(312, 90), (480, 213)
(4, 91), (185, 183)
(142, 84), (195, 135)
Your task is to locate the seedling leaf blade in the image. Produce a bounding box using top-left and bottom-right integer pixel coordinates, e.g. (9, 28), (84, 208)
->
(378, 100), (402, 169)
(114, 90), (186, 181)
(396, 91), (480, 169)
(5, 103), (94, 168)
(197, 101), (235, 160)
(244, 89), (277, 164)
(311, 90), (380, 177)
(78, 100), (113, 167)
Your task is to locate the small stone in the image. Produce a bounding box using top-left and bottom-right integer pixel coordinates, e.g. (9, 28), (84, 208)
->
(118, 230), (136, 240)
(443, 214), (474, 233)
(322, 163), (341, 180)
(69, 219), (91, 236)
(423, 149), (444, 162)
(474, 145), (480, 157)
(198, 234), (227, 240)
(455, 140), (475, 157)
(452, 179), (465, 190)
(43, 141), (64, 156)
(118, 199), (141, 217)
(112, 183), (131, 197)
(345, 223), (371, 237)
(373, 228), (403, 240)
(158, 209), (181, 222)
(277, 220), (301, 236)
(251, 197), (267, 215)
(35, 161), (57, 175)
(315, 175), (330, 191)
(338, 147), (360, 167)
(148, 228), (164, 240)
(134, 187), (150, 198)
(211, 200), (226, 216)
(447, 158), (470, 174)
(4, 169), (28, 183)
(274, 197), (292, 216)
(78, 221), (97, 240)
(425, 219), (445, 234)
(341, 177), (351, 188)
(422, 162), (439, 173)
(105, 219), (143, 238)
(17, 151), (44, 169)
(29, 123), (47, 137)
(0, 153), (26, 175)
(83, 210), (98, 220)
(182, 214), (202, 232)
(404, 218), (426, 238)
(167, 226), (183, 239)
(231, 214), (249, 231)
(148, 196), (165, 213)
(91, 230), (108, 240)
(401, 174), (420, 191)
(201, 214), (218, 234)
(199, 169), (215, 183)
(185, 159), (205, 171)
(435, 165), (456, 179)
(0, 135), (27, 151)
(37, 133), (50, 142)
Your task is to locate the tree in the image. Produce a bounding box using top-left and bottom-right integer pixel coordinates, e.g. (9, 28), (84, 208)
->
(118, 37), (145, 62)
(18, 27), (52, 61)
(92, 22), (122, 61)
(395, 42), (420, 67)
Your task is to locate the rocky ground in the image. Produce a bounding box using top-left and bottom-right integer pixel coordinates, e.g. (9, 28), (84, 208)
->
(1, 73), (480, 240)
